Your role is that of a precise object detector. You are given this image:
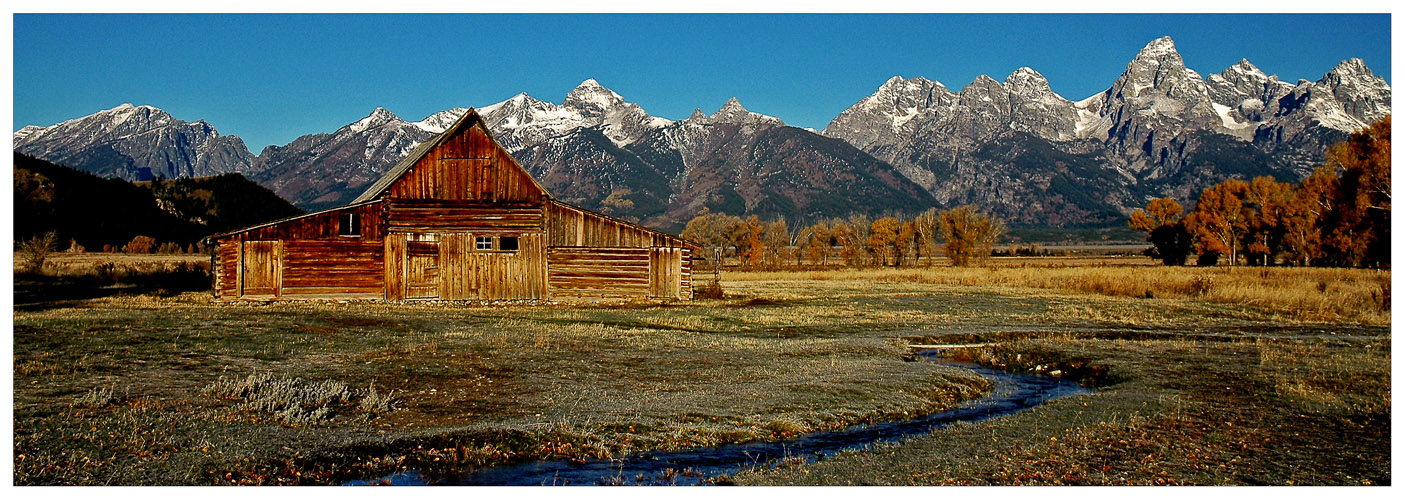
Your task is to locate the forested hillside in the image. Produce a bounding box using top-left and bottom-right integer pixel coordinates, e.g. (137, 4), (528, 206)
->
(13, 153), (302, 250)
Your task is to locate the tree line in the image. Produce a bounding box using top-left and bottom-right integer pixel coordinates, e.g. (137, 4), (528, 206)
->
(680, 205), (1004, 270)
(1129, 116), (1389, 268)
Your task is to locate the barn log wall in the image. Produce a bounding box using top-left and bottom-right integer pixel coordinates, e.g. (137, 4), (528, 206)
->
(212, 202), (385, 300)
(215, 241), (240, 299)
(548, 247), (652, 298)
(281, 240), (384, 298)
(387, 199), (543, 233)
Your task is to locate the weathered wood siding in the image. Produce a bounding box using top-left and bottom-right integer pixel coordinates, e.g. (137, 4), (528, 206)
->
(405, 240), (441, 299)
(547, 247), (652, 298)
(387, 125), (545, 203)
(546, 201), (691, 248)
(239, 241), (281, 298)
(211, 202), (386, 300)
(281, 240), (384, 298)
(383, 233), (407, 300)
(439, 233), (548, 300)
(386, 199), (544, 233)
(649, 247), (683, 299)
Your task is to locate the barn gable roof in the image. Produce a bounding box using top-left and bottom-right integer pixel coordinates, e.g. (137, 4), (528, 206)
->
(349, 108), (549, 204)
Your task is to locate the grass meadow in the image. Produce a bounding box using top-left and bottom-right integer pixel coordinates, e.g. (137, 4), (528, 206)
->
(11, 253), (1392, 485)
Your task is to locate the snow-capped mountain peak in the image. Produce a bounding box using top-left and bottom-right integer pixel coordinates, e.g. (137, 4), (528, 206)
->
(413, 107), (469, 133)
(1227, 59), (1267, 79)
(1136, 36), (1178, 60)
(346, 107), (403, 134)
(564, 78), (627, 116)
(706, 97), (784, 127)
(14, 103), (254, 181)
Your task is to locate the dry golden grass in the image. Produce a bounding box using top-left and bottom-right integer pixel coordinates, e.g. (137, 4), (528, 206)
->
(728, 258), (1389, 325)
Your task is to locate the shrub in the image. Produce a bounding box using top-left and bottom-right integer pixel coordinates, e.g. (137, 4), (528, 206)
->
(74, 387), (121, 408)
(17, 231), (59, 273)
(1185, 275), (1214, 296)
(358, 382), (401, 415)
(695, 279), (725, 300)
(206, 373), (396, 426)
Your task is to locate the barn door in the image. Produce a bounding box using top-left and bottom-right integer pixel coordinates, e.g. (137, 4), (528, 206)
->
(240, 240), (281, 298)
(649, 247), (682, 299)
(406, 240), (441, 299)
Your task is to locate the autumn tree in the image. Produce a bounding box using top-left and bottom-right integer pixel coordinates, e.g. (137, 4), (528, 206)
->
(1241, 176), (1293, 266)
(865, 217), (900, 266)
(1128, 197), (1192, 266)
(894, 219), (917, 266)
(1183, 179), (1249, 266)
(736, 215), (765, 268)
(1320, 116), (1391, 268)
(1280, 167), (1336, 266)
(124, 235), (157, 254)
(799, 220), (832, 266)
(938, 205), (1004, 267)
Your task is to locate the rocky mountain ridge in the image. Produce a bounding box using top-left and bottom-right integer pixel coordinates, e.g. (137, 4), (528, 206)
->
(822, 36), (1391, 224)
(14, 37), (1390, 227)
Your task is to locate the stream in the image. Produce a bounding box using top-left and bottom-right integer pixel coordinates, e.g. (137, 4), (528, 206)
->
(347, 350), (1091, 485)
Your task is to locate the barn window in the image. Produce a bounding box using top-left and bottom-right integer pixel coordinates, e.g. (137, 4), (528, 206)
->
(499, 236), (519, 251)
(475, 236), (493, 251)
(339, 213), (360, 236)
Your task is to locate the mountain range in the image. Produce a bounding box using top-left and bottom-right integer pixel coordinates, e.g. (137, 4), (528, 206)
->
(13, 37), (1391, 231)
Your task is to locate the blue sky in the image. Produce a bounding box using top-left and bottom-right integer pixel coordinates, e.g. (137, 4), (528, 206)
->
(12, 13), (1392, 151)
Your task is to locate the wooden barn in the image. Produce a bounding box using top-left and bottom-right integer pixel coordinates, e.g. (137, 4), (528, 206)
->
(205, 109), (699, 302)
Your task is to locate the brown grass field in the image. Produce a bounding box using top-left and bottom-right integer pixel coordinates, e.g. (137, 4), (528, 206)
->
(10, 253), (1391, 485)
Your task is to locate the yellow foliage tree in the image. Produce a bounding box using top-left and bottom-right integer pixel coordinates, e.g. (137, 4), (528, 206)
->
(938, 205), (1003, 267)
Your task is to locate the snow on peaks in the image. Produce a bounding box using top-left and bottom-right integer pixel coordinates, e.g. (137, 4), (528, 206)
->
(13, 125), (47, 142)
(564, 78), (625, 112)
(348, 107), (402, 134)
(1136, 36), (1179, 59)
(1330, 58), (1373, 77)
(880, 75), (908, 89)
(710, 97), (751, 121)
(707, 97), (784, 126)
(413, 107), (469, 133)
(480, 92), (544, 116)
(1228, 59), (1267, 78)
(1007, 67), (1045, 82)
(689, 108), (707, 121)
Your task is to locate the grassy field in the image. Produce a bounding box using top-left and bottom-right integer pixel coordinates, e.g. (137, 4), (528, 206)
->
(11, 254), (1392, 485)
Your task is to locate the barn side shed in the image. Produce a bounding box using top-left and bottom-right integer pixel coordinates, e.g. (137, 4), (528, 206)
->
(206, 108), (699, 302)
